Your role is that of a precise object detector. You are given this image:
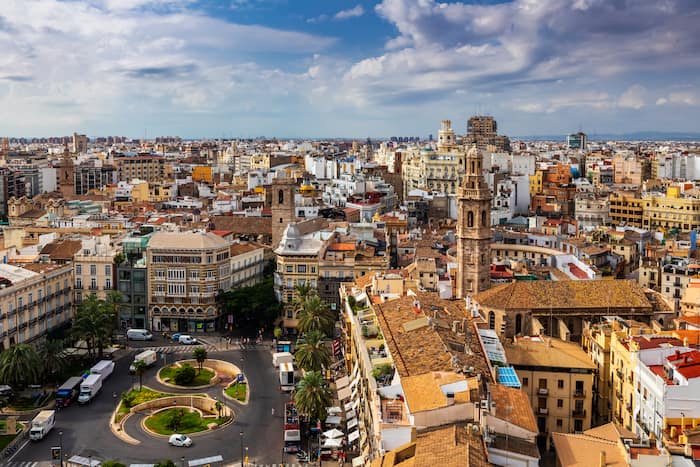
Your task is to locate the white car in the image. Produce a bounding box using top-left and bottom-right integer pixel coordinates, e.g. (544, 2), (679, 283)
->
(169, 434), (192, 447)
(178, 335), (197, 345)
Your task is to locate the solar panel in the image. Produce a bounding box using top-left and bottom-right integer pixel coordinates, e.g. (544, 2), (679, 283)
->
(497, 367), (521, 388)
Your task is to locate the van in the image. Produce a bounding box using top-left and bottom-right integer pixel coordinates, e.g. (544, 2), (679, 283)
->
(178, 335), (197, 345)
(127, 329), (153, 341)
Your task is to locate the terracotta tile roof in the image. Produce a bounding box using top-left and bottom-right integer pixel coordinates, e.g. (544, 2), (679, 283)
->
(503, 337), (596, 370)
(552, 432), (627, 467)
(373, 292), (491, 379)
(211, 215), (272, 236)
(473, 280), (652, 312)
(229, 242), (263, 256)
(489, 384), (537, 433)
(584, 422), (638, 442)
(401, 372), (468, 413)
(39, 240), (82, 260)
(327, 242), (356, 252)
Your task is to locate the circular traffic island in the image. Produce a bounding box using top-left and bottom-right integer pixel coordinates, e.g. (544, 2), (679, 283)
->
(158, 363), (217, 389)
(144, 407), (228, 435)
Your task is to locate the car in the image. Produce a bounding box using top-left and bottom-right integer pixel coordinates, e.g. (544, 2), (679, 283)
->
(178, 335), (197, 345)
(171, 333), (183, 342)
(168, 434), (192, 447)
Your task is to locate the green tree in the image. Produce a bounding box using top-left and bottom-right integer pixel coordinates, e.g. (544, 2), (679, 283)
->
(105, 290), (125, 332)
(113, 252), (126, 265)
(297, 295), (335, 336)
(72, 294), (117, 359)
(154, 461), (176, 467)
(133, 360), (147, 391)
(192, 347), (208, 374)
(101, 461), (126, 467)
(294, 330), (331, 373)
(293, 371), (332, 424)
(174, 364), (196, 386)
(0, 343), (40, 388)
(217, 277), (281, 333)
(166, 408), (186, 431)
(273, 327), (283, 340)
(37, 338), (68, 383)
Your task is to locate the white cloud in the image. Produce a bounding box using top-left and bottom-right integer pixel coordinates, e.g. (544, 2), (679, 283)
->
(617, 84), (646, 109)
(334, 5), (364, 20)
(656, 91), (698, 106)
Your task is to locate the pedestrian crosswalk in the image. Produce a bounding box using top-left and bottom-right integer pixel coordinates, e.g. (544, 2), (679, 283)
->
(6, 461), (52, 467)
(134, 343), (219, 354)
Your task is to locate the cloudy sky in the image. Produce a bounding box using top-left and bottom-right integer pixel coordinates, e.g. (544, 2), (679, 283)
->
(0, 0), (698, 138)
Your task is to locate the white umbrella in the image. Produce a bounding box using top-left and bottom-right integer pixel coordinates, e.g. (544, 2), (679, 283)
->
(323, 428), (345, 439)
(323, 437), (343, 448)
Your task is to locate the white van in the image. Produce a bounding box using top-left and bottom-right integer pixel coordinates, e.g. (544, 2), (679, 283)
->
(178, 335), (197, 345)
(126, 329), (153, 341)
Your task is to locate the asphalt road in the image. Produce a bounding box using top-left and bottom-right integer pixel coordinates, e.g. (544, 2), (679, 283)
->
(11, 341), (287, 465)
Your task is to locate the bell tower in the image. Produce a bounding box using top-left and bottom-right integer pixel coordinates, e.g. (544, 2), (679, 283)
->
(271, 176), (297, 249)
(58, 144), (75, 198)
(456, 145), (492, 299)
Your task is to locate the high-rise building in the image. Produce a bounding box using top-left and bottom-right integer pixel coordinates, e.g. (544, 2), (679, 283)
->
(72, 132), (88, 154)
(456, 146), (492, 298)
(466, 116), (510, 152)
(567, 132), (587, 150)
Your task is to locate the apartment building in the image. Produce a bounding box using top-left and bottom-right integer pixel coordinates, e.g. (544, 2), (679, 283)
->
(147, 231), (231, 333)
(504, 337), (595, 447)
(74, 235), (116, 304)
(229, 242), (266, 288)
(642, 186), (700, 232)
(575, 194), (611, 230)
(113, 154), (171, 183)
(609, 191), (643, 228)
(0, 262), (73, 351)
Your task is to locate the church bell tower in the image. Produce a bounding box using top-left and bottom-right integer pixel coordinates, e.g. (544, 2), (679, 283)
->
(456, 145), (492, 299)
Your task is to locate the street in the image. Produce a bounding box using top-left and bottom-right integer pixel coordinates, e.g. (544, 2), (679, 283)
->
(8, 339), (287, 466)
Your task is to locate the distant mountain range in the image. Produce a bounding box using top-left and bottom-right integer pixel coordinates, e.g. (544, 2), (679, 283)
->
(514, 131), (700, 142)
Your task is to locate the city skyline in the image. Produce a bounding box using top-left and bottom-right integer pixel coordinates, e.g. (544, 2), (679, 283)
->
(0, 0), (698, 138)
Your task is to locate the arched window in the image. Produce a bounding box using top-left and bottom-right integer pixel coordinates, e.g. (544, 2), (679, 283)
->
(278, 189), (284, 204)
(489, 311), (496, 330)
(481, 210), (487, 227)
(471, 161), (475, 173)
(515, 314), (522, 335)
(467, 211), (474, 227)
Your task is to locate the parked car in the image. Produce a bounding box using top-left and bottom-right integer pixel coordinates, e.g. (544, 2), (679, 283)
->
(178, 335), (197, 345)
(168, 434), (192, 447)
(171, 333), (183, 342)
(126, 329), (153, 341)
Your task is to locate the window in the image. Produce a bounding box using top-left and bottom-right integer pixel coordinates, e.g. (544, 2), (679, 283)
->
(557, 399), (563, 408)
(90, 265), (97, 275)
(297, 265), (307, 273)
(189, 270), (199, 279)
(539, 379), (547, 389)
(91, 278), (97, 289)
(105, 264), (112, 275)
(286, 266), (293, 273)
(558, 379), (564, 389)
(105, 278), (111, 289)
(155, 269), (166, 279)
(76, 278), (83, 289)
(522, 377), (528, 387)
(488, 311), (495, 330)
(574, 419), (583, 432)
(556, 419), (563, 428)
(76, 264), (82, 275)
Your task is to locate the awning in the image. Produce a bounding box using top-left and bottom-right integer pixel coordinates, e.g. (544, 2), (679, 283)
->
(347, 417), (358, 429)
(188, 456), (224, 467)
(327, 406), (342, 415)
(351, 399), (360, 411)
(336, 375), (350, 389)
(348, 429), (360, 443)
(349, 373), (361, 389)
(323, 428), (344, 439)
(337, 387), (351, 401)
(346, 408), (357, 420)
(352, 455), (365, 467)
(344, 401), (354, 411)
(323, 438), (343, 448)
(326, 415), (342, 426)
(67, 456), (100, 467)
(351, 362), (359, 379)
(351, 386), (358, 401)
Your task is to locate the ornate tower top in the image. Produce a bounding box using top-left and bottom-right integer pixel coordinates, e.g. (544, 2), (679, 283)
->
(437, 119), (456, 151)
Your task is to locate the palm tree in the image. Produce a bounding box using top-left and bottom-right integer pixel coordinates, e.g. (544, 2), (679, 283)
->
(292, 282), (315, 316)
(0, 344), (40, 388)
(297, 296), (335, 336)
(293, 371), (332, 423)
(37, 339), (68, 383)
(294, 330), (331, 372)
(133, 360), (147, 391)
(193, 347), (208, 374)
(73, 295), (117, 359)
(105, 290), (125, 331)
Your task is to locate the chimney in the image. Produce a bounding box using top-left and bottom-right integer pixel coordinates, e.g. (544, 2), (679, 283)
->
(599, 450), (607, 467)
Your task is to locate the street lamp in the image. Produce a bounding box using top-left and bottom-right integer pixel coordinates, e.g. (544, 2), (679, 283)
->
(240, 431), (244, 467)
(59, 431), (64, 467)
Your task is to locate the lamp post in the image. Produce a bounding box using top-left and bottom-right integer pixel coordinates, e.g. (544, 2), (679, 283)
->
(59, 431), (64, 467)
(240, 431), (244, 467)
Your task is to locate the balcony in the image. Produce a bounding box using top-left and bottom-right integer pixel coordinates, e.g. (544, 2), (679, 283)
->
(538, 408), (549, 415)
(626, 402), (633, 412)
(615, 368), (624, 379)
(572, 409), (586, 418)
(75, 284), (84, 290)
(538, 388), (549, 396)
(615, 391), (622, 400)
(89, 285), (99, 291)
(573, 390), (586, 398)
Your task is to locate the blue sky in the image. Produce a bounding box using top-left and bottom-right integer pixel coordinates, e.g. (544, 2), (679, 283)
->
(0, 0), (698, 138)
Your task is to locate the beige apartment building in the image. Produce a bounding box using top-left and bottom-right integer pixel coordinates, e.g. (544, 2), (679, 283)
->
(613, 153), (644, 185)
(504, 337), (595, 447)
(147, 231), (231, 333)
(113, 154), (171, 183)
(0, 262), (73, 350)
(229, 242), (266, 288)
(642, 186), (700, 232)
(74, 236), (116, 304)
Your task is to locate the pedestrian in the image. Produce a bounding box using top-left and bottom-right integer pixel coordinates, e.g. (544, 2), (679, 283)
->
(271, 407), (275, 416)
